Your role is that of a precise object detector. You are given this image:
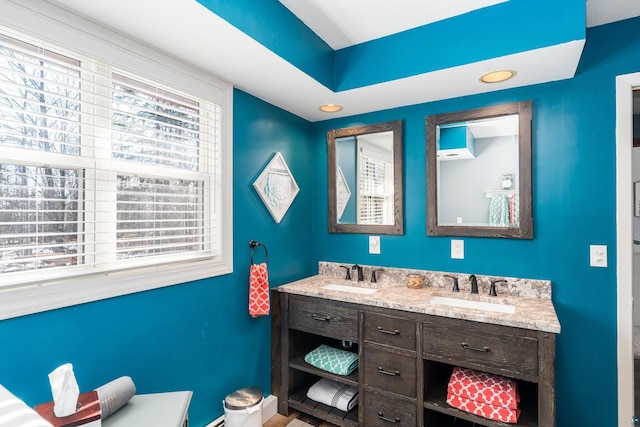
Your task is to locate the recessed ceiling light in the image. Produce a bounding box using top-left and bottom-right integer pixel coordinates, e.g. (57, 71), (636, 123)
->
(480, 70), (516, 84)
(320, 104), (342, 113)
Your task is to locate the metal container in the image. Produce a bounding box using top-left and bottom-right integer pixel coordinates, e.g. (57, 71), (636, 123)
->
(224, 386), (263, 427)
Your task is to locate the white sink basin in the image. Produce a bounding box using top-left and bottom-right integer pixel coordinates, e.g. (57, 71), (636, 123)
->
(320, 283), (378, 295)
(429, 295), (516, 314)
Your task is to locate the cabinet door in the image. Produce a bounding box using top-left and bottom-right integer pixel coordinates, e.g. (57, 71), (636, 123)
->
(288, 295), (358, 341)
(363, 344), (416, 397)
(363, 389), (417, 427)
(423, 316), (538, 379)
(363, 312), (416, 350)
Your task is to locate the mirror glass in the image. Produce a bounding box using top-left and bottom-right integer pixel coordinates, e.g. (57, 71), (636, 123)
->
(427, 101), (532, 239)
(328, 120), (403, 234)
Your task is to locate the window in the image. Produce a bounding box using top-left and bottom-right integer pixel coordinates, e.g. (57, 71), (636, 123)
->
(358, 144), (393, 225)
(0, 22), (231, 319)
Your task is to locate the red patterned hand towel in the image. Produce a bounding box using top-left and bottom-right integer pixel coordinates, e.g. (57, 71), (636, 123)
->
(249, 262), (270, 317)
(447, 366), (519, 409)
(446, 392), (521, 423)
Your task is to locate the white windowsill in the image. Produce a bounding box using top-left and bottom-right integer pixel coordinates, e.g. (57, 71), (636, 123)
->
(0, 257), (233, 320)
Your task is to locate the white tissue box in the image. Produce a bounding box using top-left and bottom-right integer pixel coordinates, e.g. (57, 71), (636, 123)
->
(34, 391), (102, 427)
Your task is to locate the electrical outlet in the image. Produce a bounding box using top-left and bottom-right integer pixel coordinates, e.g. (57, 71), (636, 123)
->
(369, 236), (381, 254)
(451, 240), (464, 259)
(590, 244), (607, 267)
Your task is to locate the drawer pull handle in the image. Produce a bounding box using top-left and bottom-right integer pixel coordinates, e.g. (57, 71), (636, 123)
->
(312, 314), (330, 321)
(378, 367), (400, 376)
(377, 326), (400, 335)
(377, 412), (401, 424)
(461, 342), (491, 352)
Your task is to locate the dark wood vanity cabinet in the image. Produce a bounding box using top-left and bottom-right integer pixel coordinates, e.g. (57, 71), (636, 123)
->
(362, 312), (419, 426)
(272, 291), (556, 427)
(422, 316), (556, 427)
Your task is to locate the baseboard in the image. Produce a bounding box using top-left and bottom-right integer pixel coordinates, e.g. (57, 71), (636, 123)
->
(205, 394), (278, 427)
(205, 414), (225, 427)
(262, 394), (278, 422)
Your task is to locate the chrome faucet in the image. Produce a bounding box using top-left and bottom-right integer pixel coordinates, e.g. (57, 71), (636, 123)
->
(469, 274), (478, 294)
(352, 264), (364, 282)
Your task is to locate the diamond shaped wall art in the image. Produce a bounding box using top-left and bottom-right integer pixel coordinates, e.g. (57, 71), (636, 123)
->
(253, 152), (299, 223)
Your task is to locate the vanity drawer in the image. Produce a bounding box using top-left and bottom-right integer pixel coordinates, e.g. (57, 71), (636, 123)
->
(364, 312), (416, 350)
(363, 344), (416, 397)
(363, 389), (417, 427)
(288, 295), (358, 341)
(422, 316), (538, 378)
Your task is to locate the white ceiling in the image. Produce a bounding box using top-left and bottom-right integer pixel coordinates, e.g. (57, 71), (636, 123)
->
(47, 0), (640, 121)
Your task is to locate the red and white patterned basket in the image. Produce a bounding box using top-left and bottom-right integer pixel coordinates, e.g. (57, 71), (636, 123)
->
(446, 366), (520, 423)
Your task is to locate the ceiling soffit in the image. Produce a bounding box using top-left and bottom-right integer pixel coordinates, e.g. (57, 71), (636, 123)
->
(198, 0), (585, 93)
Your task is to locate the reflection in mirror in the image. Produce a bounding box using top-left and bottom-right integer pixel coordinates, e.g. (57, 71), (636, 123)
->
(427, 101), (532, 239)
(328, 120), (403, 234)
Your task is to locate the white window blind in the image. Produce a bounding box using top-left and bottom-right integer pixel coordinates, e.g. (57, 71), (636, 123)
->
(358, 151), (393, 225)
(0, 30), (224, 292)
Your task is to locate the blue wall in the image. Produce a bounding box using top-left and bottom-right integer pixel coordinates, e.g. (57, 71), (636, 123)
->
(310, 17), (640, 426)
(0, 89), (313, 427)
(1, 11), (639, 427)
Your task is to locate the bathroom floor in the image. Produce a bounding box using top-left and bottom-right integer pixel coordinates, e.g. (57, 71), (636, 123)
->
(263, 411), (337, 427)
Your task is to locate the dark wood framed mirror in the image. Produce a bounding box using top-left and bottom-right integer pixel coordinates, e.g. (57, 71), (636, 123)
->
(426, 101), (532, 239)
(328, 120), (404, 234)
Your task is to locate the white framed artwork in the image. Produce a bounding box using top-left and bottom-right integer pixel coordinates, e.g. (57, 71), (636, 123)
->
(253, 152), (299, 223)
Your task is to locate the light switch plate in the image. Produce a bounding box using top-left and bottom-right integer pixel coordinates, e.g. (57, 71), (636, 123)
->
(451, 240), (464, 259)
(369, 236), (381, 254)
(590, 244), (607, 267)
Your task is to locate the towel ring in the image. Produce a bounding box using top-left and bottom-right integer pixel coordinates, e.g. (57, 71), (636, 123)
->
(249, 240), (268, 264)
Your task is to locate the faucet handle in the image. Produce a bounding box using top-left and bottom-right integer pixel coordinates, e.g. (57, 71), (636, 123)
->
(489, 279), (507, 296)
(371, 269), (384, 283)
(443, 275), (459, 292)
(339, 265), (351, 280)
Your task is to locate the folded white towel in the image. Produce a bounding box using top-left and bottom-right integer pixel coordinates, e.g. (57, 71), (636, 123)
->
(306, 378), (358, 412)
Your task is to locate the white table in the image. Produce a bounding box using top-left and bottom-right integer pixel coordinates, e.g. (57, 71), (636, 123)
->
(103, 391), (192, 427)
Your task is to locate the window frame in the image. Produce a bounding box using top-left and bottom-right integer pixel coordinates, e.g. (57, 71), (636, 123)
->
(0, 3), (233, 320)
(356, 141), (394, 225)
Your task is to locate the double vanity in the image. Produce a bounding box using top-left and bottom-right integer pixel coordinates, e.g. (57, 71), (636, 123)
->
(272, 100), (558, 426)
(271, 263), (560, 427)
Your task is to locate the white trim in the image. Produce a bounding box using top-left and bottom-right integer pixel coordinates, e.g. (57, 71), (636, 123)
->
(205, 415), (224, 427)
(262, 395), (278, 422)
(616, 72), (640, 426)
(221, 84), (234, 281)
(0, 258), (232, 320)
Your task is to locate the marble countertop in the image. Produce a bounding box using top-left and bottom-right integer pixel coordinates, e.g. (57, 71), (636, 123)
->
(276, 275), (561, 334)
